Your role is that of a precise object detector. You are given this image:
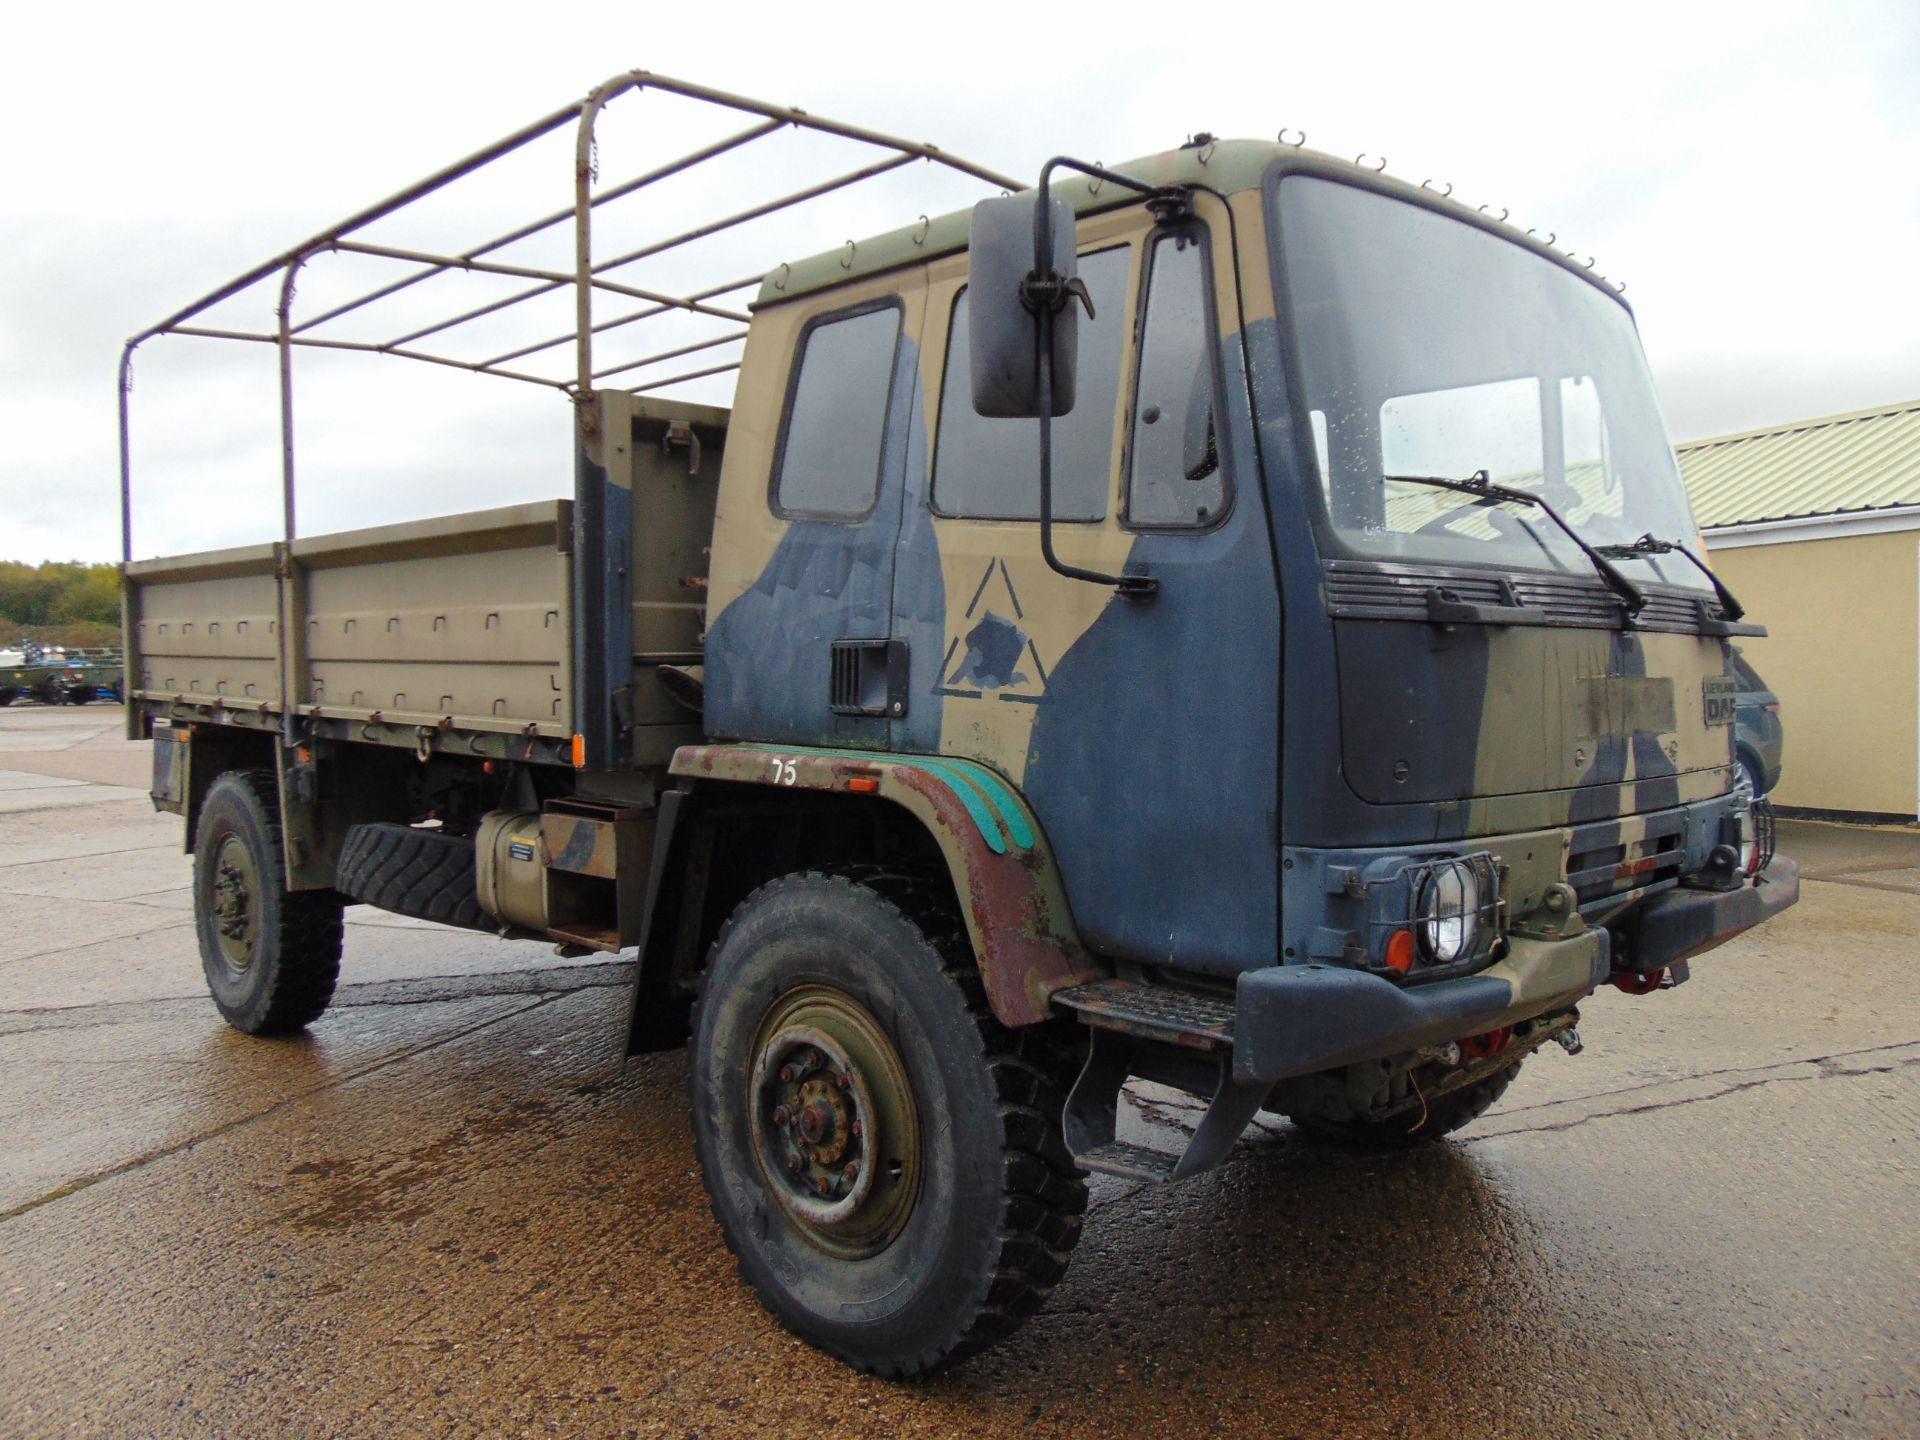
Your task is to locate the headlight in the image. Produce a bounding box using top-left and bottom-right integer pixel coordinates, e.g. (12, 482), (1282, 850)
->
(1416, 859), (1482, 965)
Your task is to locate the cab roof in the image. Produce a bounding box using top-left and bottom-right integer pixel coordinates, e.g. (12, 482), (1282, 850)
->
(757, 138), (1625, 310)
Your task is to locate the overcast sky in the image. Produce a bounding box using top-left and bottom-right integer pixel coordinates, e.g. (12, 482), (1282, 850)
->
(3, 0), (1917, 564)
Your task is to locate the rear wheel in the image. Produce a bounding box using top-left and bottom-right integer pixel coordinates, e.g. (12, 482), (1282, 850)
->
(193, 769), (344, 1034)
(688, 870), (1086, 1377)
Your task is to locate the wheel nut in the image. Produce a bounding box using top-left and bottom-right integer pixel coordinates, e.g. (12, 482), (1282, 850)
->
(786, 1154), (800, 1173)
(779, 1064), (795, 1083)
(814, 1177), (832, 1197)
(834, 1072), (850, 1090)
(772, 1105), (790, 1126)
(845, 1160), (861, 1181)
(849, 1119), (863, 1139)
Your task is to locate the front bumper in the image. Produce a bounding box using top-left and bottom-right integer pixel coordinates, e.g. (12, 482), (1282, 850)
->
(1234, 925), (1608, 1084)
(1623, 856), (1799, 972)
(1232, 857), (1799, 1085)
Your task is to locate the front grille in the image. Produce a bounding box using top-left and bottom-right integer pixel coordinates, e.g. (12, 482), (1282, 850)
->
(1324, 559), (1732, 634)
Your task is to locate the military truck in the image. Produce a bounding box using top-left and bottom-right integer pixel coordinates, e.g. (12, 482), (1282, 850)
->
(120, 72), (1799, 1377)
(0, 641), (122, 706)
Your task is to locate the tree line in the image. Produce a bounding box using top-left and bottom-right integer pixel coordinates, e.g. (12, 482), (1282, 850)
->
(1, 562), (122, 648)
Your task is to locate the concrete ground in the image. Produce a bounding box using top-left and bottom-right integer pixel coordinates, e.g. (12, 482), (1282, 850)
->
(0, 703), (1914, 1440)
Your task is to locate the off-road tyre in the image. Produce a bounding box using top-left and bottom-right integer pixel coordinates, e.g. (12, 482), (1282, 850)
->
(335, 822), (489, 931)
(1292, 1059), (1522, 1147)
(193, 769), (344, 1034)
(688, 869), (1087, 1378)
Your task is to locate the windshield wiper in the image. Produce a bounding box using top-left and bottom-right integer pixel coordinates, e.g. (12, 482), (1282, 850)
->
(1383, 469), (1647, 616)
(1595, 533), (1746, 620)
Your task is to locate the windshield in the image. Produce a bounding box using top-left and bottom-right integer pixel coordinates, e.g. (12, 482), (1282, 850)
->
(1275, 177), (1709, 592)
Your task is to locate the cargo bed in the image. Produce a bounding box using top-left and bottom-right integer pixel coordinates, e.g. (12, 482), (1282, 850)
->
(125, 395), (727, 771)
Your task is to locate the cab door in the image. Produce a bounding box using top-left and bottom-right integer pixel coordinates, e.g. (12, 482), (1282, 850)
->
(704, 270), (927, 747)
(902, 196), (1281, 976)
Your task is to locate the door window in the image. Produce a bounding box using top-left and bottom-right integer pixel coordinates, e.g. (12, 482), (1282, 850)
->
(1127, 232), (1226, 527)
(932, 246), (1132, 521)
(773, 303), (902, 520)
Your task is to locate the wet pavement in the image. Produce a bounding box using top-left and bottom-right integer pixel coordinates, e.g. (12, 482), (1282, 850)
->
(0, 704), (1915, 1439)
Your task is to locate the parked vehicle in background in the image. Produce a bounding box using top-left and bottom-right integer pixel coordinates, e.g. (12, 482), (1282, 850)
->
(1730, 646), (1783, 796)
(118, 72), (1801, 1377)
(0, 641), (123, 706)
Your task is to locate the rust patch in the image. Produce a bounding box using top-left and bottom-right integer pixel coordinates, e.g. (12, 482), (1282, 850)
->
(889, 766), (1098, 1026)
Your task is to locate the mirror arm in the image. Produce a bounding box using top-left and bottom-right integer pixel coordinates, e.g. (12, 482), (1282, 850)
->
(1030, 158), (1160, 600)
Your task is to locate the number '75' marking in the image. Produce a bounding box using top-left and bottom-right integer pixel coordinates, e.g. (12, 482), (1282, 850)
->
(769, 757), (798, 786)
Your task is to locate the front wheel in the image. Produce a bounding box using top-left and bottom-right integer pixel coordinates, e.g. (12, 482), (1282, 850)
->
(688, 871), (1086, 1377)
(193, 769), (344, 1034)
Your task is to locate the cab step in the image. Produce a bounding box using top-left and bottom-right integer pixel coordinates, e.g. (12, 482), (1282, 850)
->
(1054, 979), (1261, 1183)
(1071, 1140), (1178, 1184)
(1050, 977), (1236, 1049)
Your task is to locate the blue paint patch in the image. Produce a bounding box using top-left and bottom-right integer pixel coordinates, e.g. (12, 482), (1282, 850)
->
(949, 612), (1030, 690)
(1021, 334), (1280, 977)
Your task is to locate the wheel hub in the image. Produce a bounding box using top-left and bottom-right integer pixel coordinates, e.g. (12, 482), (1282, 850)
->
(748, 987), (920, 1257)
(210, 835), (260, 969)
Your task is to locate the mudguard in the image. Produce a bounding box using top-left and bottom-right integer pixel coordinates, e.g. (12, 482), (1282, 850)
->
(670, 743), (1099, 1025)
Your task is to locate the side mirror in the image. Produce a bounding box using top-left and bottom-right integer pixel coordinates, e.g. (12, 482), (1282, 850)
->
(967, 193), (1079, 419)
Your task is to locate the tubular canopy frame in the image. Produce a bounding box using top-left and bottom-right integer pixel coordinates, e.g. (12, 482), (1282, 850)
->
(117, 70), (1020, 563)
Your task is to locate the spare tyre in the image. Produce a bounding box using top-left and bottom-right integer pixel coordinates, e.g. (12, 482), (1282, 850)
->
(335, 822), (491, 931)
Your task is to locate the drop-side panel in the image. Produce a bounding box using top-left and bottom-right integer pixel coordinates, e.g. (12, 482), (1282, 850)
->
(126, 546), (280, 704)
(300, 504), (574, 730)
(127, 501), (575, 737)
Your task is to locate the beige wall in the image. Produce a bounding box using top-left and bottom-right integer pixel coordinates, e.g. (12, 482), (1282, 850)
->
(1708, 529), (1918, 817)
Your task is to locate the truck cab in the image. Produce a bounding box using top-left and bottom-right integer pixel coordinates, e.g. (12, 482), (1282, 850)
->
(120, 75), (1797, 1378)
(694, 135), (1793, 1098)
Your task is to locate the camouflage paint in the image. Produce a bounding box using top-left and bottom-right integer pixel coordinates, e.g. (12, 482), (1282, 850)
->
(701, 142), (1782, 1001)
(703, 270), (928, 750)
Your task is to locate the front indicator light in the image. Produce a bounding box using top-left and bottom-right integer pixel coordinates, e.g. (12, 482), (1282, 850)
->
(1385, 929), (1416, 973)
